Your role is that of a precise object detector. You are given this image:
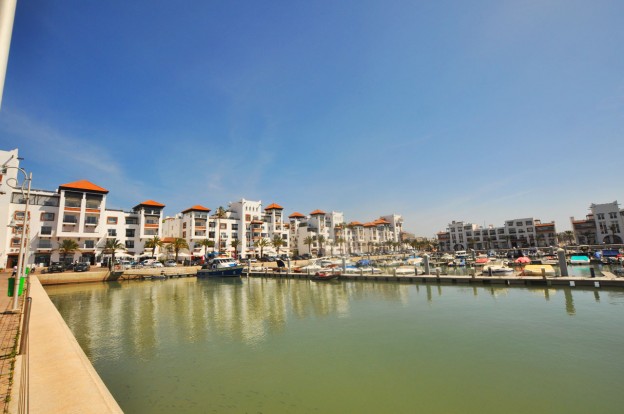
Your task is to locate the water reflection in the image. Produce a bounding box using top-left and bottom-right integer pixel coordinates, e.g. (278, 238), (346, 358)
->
(46, 278), (624, 362)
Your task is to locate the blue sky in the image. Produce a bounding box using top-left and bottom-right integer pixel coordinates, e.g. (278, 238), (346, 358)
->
(1, 0), (623, 237)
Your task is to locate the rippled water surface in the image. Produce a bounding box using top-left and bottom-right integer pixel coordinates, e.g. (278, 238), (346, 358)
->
(46, 278), (624, 414)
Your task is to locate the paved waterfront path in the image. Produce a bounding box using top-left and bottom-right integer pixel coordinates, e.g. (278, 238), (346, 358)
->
(0, 272), (23, 413)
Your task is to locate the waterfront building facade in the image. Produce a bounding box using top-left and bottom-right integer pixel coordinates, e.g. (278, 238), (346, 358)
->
(0, 149), (166, 268)
(438, 217), (558, 252)
(570, 201), (623, 245)
(0, 148), (404, 267)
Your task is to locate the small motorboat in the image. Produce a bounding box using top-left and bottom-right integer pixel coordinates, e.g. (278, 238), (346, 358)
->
(311, 271), (340, 281)
(197, 257), (244, 278)
(482, 265), (514, 276)
(522, 264), (556, 276)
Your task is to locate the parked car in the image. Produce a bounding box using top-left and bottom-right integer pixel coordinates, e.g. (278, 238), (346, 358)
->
(74, 262), (91, 272)
(164, 260), (177, 267)
(152, 262), (164, 268)
(47, 262), (67, 273)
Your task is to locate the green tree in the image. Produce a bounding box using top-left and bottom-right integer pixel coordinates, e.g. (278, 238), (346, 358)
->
(609, 224), (619, 244)
(57, 239), (80, 264)
(271, 235), (284, 255)
(256, 237), (269, 258)
(303, 236), (314, 255)
(104, 238), (125, 267)
(317, 235), (326, 257)
(144, 236), (163, 259)
(198, 239), (215, 256)
(168, 237), (189, 263)
(214, 206), (227, 251)
(230, 239), (241, 258)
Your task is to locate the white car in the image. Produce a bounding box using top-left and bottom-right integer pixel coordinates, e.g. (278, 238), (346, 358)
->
(164, 260), (177, 267)
(151, 262), (164, 268)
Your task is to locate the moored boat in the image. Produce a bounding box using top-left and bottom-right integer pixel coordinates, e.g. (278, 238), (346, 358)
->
(196, 257), (244, 277)
(569, 255), (590, 265)
(311, 271), (340, 281)
(522, 264), (556, 276)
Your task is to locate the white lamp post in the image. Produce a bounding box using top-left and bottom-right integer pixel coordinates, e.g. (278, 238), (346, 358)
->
(2, 162), (32, 312)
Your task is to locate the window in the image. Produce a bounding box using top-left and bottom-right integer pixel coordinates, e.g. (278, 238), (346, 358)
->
(41, 226), (52, 235)
(209, 232), (215, 238)
(85, 216), (98, 225)
(183, 222), (187, 229)
(597, 213), (605, 220)
(41, 212), (55, 221)
(209, 222), (216, 228)
(84, 240), (95, 249)
(525, 221), (532, 226)
(107, 217), (118, 225)
(183, 231), (186, 238)
(38, 240), (52, 249)
(220, 223), (227, 230)
(126, 229), (135, 238)
(516, 222), (523, 226)
(108, 229), (117, 237)
(144, 229), (157, 236)
(145, 219), (158, 225)
(63, 215), (77, 224)
(232, 224), (238, 231)
(609, 212), (617, 219)
(125, 240), (134, 248)
(11, 238), (20, 247)
(126, 217), (138, 225)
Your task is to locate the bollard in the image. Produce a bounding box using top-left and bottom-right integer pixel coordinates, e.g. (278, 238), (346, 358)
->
(247, 260), (251, 277)
(541, 268), (546, 280)
(287, 259), (291, 275)
(435, 267), (440, 278)
(414, 267), (418, 276)
(557, 248), (568, 277)
(590, 268), (595, 278)
(423, 254), (431, 275)
(488, 267), (493, 277)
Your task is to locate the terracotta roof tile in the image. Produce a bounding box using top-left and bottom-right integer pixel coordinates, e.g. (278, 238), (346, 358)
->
(182, 205), (211, 214)
(134, 200), (165, 209)
(310, 209), (326, 215)
(289, 212), (305, 218)
(59, 180), (109, 194)
(265, 203), (284, 210)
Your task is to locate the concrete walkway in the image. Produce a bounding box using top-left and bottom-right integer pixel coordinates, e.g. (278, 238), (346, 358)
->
(0, 272), (23, 414)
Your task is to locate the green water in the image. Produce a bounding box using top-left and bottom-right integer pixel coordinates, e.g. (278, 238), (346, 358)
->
(46, 278), (624, 414)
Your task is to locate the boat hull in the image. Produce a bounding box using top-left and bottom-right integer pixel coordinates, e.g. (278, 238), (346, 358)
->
(197, 266), (244, 278)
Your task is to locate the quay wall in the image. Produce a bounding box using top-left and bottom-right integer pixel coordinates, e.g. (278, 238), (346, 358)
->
(24, 276), (123, 413)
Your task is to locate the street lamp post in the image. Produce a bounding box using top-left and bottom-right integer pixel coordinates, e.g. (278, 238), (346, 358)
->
(2, 163), (32, 312)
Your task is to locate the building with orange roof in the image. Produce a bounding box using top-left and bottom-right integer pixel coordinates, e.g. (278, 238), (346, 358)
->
(0, 149), (168, 268)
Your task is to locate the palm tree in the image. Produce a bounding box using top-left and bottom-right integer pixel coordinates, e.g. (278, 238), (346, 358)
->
(303, 236), (314, 255)
(104, 238), (125, 268)
(230, 239), (241, 258)
(564, 230), (575, 245)
(214, 206), (227, 252)
(336, 237), (346, 255)
(271, 235), (284, 256)
(57, 239), (80, 264)
(256, 237), (269, 258)
(144, 236), (163, 259)
(608, 224), (619, 244)
(317, 235), (326, 257)
(198, 239), (215, 257)
(168, 237), (189, 263)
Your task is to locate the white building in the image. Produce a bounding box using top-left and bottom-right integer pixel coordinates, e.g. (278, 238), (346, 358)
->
(571, 201), (623, 245)
(439, 217), (557, 252)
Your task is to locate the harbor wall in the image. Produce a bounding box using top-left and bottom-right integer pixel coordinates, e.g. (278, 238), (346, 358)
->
(24, 276), (123, 413)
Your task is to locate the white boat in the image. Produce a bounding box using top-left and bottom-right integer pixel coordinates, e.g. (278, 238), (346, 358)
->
(482, 265), (514, 275)
(197, 257), (244, 277)
(395, 266), (417, 275)
(405, 257), (423, 266)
